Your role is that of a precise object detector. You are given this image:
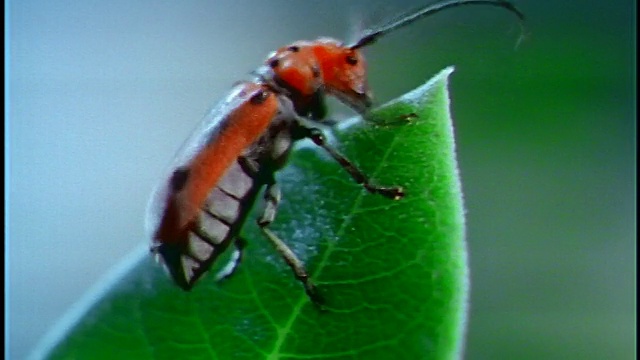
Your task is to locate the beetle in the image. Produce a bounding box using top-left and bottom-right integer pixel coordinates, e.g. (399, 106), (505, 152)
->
(146, 0), (524, 303)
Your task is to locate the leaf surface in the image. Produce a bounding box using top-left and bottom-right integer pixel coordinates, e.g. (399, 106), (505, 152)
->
(39, 67), (467, 360)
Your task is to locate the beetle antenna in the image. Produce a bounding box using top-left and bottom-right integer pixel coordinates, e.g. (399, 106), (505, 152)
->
(349, 0), (525, 49)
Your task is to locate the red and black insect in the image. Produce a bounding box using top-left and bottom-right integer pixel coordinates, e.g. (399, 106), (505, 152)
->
(146, 0), (524, 303)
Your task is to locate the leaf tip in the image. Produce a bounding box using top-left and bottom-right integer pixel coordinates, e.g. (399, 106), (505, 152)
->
(389, 66), (455, 109)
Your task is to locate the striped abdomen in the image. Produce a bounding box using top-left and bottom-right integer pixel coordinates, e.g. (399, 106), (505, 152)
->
(156, 157), (264, 290)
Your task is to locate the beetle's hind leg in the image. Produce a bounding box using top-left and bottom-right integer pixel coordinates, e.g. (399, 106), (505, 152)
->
(258, 182), (323, 305)
(214, 236), (248, 281)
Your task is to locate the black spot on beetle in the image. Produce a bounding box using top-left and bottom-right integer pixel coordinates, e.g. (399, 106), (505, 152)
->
(170, 168), (190, 192)
(346, 55), (358, 65)
(311, 65), (321, 78)
(250, 89), (270, 104)
(269, 58), (280, 68)
(288, 45), (300, 52)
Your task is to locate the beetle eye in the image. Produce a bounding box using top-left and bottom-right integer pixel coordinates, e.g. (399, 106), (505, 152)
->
(346, 55), (358, 65)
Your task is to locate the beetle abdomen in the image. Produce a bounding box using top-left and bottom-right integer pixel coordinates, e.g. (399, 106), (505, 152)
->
(153, 156), (264, 290)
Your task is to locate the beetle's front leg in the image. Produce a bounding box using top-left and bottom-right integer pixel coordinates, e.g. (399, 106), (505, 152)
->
(257, 181), (322, 305)
(299, 126), (405, 200)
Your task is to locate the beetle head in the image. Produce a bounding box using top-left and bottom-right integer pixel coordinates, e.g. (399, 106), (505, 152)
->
(313, 38), (373, 114)
(264, 38), (373, 116)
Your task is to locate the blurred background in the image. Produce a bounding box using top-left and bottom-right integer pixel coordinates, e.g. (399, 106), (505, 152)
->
(6, 0), (634, 359)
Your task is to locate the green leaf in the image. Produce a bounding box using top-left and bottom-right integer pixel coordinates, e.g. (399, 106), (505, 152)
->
(36, 67), (467, 360)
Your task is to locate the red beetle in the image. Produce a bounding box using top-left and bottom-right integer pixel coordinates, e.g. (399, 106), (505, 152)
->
(146, 0), (524, 303)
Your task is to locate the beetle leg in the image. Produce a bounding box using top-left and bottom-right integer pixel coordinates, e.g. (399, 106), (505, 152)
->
(302, 126), (405, 200)
(214, 237), (248, 281)
(367, 112), (418, 127)
(258, 182), (322, 304)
